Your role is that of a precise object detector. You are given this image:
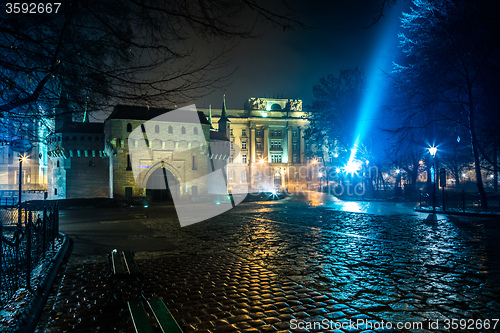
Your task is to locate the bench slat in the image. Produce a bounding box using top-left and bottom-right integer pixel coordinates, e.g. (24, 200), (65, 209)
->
(111, 249), (126, 275)
(123, 250), (141, 275)
(148, 297), (183, 333)
(128, 301), (155, 333)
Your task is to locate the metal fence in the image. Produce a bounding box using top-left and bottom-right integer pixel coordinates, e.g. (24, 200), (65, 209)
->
(419, 189), (500, 212)
(0, 202), (59, 307)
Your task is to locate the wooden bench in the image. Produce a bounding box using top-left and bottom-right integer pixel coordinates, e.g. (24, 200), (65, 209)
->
(128, 297), (183, 333)
(109, 249), (143, 301)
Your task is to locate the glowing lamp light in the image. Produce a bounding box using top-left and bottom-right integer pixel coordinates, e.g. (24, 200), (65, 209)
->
(262, 112), (268, 118)
(395, 169), (400, 174)
(259, 158), (266, 164)
(428, 146), (437, 157)
(333, 153), (339, 158)
(318, 172), (323, 178)
(335, 167), (341, 173)
(345, 161), (361, 174)
(462, 173), (467, 178)
(312, 159), (318, 165)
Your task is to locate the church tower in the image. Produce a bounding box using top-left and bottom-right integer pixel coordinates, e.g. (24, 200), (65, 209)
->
(217, 94), (231, 136)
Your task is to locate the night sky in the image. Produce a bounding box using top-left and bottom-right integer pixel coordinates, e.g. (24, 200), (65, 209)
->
(194, 0), (407, 110)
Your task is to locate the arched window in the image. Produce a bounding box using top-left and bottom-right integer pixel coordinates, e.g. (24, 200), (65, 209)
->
(155, 125), (159, 133)
(181, 126), (186, 134)
(54, 188), (58, 195)
(194, 127), (198, 135)
(127, 123), (132, 132)
(168, 126), (173, 134)
(56, 160), (60, 168)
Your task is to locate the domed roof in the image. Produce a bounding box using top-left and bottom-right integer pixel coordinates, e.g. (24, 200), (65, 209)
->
(270, 103), (282, 111)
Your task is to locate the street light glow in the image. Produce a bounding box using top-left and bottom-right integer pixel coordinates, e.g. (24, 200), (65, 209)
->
(345, 161), (361, 174)
(428, 146), (437, 157)
(318, 172), (323, 178)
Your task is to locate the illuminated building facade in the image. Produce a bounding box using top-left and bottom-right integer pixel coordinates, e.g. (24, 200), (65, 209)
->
(204, 97), (318, 192)
(0, 113), (49, 202)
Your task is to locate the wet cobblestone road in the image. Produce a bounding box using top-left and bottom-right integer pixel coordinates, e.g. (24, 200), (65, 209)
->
(36, 192), (500, 332)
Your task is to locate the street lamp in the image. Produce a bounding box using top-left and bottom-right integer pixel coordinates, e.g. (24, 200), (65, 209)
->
(428, 146), (438, 212)
(18, 154), (28, 229)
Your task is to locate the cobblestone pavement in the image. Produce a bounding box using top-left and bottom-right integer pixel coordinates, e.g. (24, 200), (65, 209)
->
(36, 253), (393, 333)
(37, 192), (500, 332)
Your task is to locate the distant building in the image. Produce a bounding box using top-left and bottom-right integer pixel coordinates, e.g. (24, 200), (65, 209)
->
(47, 122), (108, 199)
(44, 96), (320, 201)
(202, 97), (317, 192)
(104, 104), (229, 201)
(0, 108), (49, 203)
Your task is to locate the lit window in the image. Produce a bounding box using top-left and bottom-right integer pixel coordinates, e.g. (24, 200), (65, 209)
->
(271, 154), (282, 163)
(242, 154), (247, 163)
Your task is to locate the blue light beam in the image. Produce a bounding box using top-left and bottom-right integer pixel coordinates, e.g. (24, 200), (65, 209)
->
(348, 7), (402, 164)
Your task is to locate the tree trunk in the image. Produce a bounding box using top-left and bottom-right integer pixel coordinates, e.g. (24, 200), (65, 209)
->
(468, 102), (488, 208)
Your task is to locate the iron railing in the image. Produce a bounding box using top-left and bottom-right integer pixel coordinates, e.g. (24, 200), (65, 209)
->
(0, 202), (59, 307)
(419, 189), (500, 212)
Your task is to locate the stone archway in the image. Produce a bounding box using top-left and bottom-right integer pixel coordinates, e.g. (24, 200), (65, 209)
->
(144, 163), (180, 201)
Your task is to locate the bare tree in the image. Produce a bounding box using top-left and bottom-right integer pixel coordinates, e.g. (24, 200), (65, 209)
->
(391, 0), (500, 208)
(0, 0), (303, 137)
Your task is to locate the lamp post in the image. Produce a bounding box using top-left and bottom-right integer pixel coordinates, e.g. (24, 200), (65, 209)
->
(18, 154), (27, 229)
(318, 172), (323, 192)
(428, 146), (438, 212)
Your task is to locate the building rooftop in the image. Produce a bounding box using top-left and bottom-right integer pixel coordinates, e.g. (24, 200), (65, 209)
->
(107, 105), (210, 125)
